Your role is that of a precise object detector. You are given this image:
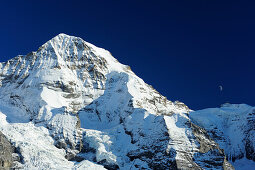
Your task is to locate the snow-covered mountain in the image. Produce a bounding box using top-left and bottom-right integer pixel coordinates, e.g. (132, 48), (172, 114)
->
(0, 33), (253, 169)
(190, 104), (255, 169)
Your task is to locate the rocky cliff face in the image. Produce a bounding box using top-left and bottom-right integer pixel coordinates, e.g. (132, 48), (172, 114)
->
(0, 131), (22, 170)
(0, 131), (13, 169)
(0, 34), (251, 169)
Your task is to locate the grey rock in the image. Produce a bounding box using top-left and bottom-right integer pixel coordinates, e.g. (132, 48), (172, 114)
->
(0, 131), (13, 169)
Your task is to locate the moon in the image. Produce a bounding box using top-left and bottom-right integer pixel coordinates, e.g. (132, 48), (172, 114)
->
(219, 85), (223, 91)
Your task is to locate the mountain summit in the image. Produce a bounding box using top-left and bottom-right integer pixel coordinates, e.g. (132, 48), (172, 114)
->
(0, 34), (253, 169)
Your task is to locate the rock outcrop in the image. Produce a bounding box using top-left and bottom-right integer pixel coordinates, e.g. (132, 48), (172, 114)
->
(0, 131), (13, 169)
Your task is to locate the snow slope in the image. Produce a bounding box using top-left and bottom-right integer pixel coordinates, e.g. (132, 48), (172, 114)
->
(190, 103), (255, 169)
(0, 105), (105, 170)
(0, 33), (247, 169)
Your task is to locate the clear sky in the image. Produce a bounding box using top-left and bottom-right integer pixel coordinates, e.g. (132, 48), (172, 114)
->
(0, 1), (254, 110)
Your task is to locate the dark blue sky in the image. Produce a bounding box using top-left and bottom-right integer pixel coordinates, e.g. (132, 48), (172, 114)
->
(0, 1), (254, 110)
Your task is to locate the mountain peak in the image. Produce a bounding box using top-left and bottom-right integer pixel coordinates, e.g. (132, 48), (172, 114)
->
(49, 33), (78, 42)
(33, 33), (109, 70)
(41, 33), (85, 52)
(55, 33), (71, 37)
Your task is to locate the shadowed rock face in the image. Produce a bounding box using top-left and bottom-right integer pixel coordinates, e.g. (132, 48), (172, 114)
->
(191, 123), (234, 170)
(0, 131), (13, 169)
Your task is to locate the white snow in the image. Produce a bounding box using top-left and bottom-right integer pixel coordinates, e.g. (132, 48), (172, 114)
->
(164, 114), (199, 162)
(0, 105), (107, 169)
(0, 102), (30, 123)
(41, 87), (67, 108)
(231, 158), (255, 170)
(73, 160), (106, 170)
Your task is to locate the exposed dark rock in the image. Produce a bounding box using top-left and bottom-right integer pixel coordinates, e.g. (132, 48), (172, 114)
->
(55, 139), (67, 149)
(0, 131), (13, 169)
(191, 123), (234, 169)
(97, 159), (120, 170)
(65, 149), (78, 161)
